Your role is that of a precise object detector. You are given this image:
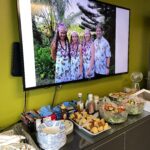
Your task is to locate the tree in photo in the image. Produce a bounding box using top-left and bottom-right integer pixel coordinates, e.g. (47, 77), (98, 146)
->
(77, 0), (116, 74)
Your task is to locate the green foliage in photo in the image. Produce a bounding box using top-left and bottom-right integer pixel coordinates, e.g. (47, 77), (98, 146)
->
(34, 45), (55, 81)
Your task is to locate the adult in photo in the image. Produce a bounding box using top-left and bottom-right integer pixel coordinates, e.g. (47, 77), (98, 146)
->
(94, 24), (111, 75)
(51, 23), (70, 83)
(70, 31), (83, 80)
(82, 29), (95, 79)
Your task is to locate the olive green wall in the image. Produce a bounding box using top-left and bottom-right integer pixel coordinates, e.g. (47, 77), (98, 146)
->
(0, 0), (150, 129)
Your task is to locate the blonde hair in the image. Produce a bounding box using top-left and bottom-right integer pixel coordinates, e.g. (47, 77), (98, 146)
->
(70, 31), (79, 44)
(84, 28), (91, 35)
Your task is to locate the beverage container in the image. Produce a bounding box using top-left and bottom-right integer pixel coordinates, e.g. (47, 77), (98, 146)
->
(77, 93), (84, 111)
(87, 94), (95, 114)
(94, 95), (100, 111)
(85, 93), (93, 109)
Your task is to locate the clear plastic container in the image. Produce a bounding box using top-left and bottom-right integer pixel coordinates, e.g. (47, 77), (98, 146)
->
(123, 96), (145, 115)
(99, 101), (128, 124)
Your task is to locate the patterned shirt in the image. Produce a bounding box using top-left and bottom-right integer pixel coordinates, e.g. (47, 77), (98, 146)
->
(94, 36), (111, 75)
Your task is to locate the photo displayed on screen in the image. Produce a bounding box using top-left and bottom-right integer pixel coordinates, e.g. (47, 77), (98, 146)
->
(18, 0), (130, 89)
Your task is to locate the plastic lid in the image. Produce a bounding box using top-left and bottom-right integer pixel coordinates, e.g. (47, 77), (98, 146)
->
(94, 95), (99, 101)
(78, 93), (82, 97)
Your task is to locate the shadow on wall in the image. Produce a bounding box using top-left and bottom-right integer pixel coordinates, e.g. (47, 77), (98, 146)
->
(143, 17), (150, 89)
(143, 17), (150, 66)
(144, 18), (150, 68)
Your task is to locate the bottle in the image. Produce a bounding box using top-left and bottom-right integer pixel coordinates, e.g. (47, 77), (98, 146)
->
(78, 93), (82, 101)
(77, 93), (84, 111)
(85, 93), (93, 109)
(61, 104), (67, 120)
(94, 95), (100, 111)
(87, 94), (95, 114)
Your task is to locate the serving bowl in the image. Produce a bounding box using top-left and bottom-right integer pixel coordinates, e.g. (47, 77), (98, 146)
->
(99, 101), (128, 124)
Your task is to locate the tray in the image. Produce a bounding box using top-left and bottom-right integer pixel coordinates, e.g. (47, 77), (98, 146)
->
(71, 119), (111, 136)
(109, 92), (128, 101)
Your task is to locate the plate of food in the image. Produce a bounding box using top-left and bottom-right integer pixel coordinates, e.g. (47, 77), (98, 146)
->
(109, 92), (129, 102)
(69, 111), (111, 136)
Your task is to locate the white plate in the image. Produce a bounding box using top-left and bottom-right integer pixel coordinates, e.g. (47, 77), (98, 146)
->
(60, 120), (74, 135)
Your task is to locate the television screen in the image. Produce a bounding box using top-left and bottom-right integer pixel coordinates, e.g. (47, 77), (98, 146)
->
(17, 0), (130, 90)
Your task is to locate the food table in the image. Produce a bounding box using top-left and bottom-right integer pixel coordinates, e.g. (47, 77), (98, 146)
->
(1, 111), (150, 150)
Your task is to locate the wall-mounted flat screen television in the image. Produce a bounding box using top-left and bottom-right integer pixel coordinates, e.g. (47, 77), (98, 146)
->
(17, 0), (130, 90)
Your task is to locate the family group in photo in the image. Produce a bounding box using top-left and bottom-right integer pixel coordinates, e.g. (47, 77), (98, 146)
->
(51, 23), (111, 83)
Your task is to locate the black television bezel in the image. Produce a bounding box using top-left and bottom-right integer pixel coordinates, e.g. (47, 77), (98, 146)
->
(17, 0), (130, 91)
